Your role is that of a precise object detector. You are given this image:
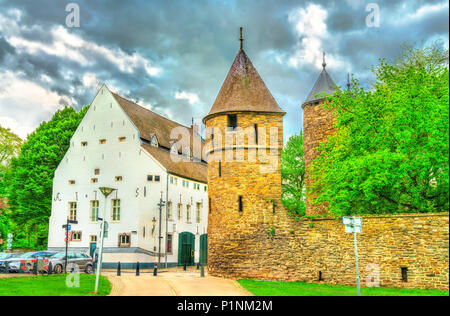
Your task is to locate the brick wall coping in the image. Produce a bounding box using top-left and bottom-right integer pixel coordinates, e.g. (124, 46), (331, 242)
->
(301, 212), (449, 222)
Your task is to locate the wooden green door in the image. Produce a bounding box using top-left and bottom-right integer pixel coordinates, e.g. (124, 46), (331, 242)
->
(199, 234), (208, 265)
(178, 232), (195, 266)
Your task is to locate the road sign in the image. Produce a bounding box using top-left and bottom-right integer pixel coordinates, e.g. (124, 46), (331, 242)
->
(343, 216), (362, 233)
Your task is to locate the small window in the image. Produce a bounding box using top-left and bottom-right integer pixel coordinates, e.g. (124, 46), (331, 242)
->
(151, 134), (158, 147)
(118, 233), (131, 248)
(238, 196), (243, 212)
(90, 200), (99, 222)
(99, 139), (106, 144)
(147, 175), (153, 182)
(155, 175), (160, 182)
(81, 141), (88, 147)
(186, 205), (191, 222)
(177, 203), (182, 221)
(112, 199), (121, 222)
(115, 176), (123, 182)
(118, 136), (126, 142)
(71, 231), (82, 241)
(168, 202), (173, 220)
(209, 198), (212, 214)
(228, 114), (237, 129)
(90, 235), (97, 243)
(196, 202), (202, 224)
(204, 185), (207, 192)
(91, 178), (98, 183)
(254, 124), (258, 144)
(69, 202), (77, 221)
(68, 180), (76, 185)
(219, 161), (222, 177)
(167, 234), (173, 254)
(94, 169), (100, 175)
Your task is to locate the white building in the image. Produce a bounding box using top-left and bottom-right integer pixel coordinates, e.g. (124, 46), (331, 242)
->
(47, 85), (208, 268)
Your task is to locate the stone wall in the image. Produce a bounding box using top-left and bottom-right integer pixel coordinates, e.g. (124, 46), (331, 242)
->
(302, 100), (335, 215)
(208, 207), (449, 290)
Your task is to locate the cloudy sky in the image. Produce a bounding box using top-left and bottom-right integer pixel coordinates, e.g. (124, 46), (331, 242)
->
(0, 0), (448, 140)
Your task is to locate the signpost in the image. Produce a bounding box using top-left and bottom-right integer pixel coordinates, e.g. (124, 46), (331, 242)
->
(7, 233), (13, 250)
(63, 219), (78, 272)
(343, 216), (362, 296)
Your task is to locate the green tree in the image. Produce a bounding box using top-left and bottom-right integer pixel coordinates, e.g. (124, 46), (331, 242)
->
(7, 106), (88, 248)
(0, 126), (21, 244)
(311, 44), (449, 216)
(281, 133), (305, 216)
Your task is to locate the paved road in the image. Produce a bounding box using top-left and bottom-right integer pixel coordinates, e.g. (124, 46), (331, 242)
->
(105, 268), (252, 296)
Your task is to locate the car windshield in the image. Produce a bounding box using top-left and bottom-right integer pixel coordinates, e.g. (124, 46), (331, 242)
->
(50, 252), (66, 259)
(20, 252), (36, 259)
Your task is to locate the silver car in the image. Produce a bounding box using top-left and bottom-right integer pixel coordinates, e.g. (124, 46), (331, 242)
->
(0, 251), (56, 273)
(48, 252), (94, 274)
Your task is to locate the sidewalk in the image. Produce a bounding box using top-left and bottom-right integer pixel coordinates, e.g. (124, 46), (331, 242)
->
(105, 267), (253, 296)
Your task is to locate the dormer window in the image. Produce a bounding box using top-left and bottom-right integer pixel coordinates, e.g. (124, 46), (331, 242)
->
(115, 176), (123, 182)
(81, 141), (88, 147)
(170, 143), (178, 155)
(118, 136), (126, 142)
(150, 133), (158, 147)
(68, 180), (75, 185)
(99, 139), (106, 145)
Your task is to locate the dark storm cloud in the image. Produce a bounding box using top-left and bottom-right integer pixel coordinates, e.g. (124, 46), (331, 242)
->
(0, 0), (448, 139)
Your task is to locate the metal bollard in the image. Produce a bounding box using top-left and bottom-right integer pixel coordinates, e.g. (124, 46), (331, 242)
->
(201, 265), (205, 277)
(5, 262), (9, 274)
(197, 263), (200, 270)
(136, 262), (140, 276)
(153, 264), (157, 276)
(183, 263), (186, 271)
(33, 260), (38, 275)
(48, 261), (53, 275)
(117, 262), (121, 276)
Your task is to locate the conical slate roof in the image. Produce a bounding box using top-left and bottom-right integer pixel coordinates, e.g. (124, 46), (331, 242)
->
(203, 49), (285, 122)
(304, 59), (338, 105)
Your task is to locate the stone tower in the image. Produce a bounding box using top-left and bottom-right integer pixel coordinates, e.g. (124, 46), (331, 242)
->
(302, 53), (337, 215)
(203, 28), (286, 278)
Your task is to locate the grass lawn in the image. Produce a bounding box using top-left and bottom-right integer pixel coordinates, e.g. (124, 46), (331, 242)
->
(0, 274), (111, 296)
(238, 280), (449, 296)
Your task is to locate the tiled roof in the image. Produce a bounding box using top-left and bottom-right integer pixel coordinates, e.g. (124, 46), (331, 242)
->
(304, 67), (337, 104)
(204, 49), (285, 122)
(141, 143), (207, 183)
(111, 91), (207, 182)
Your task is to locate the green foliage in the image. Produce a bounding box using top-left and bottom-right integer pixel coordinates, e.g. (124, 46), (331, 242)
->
(281, 133), (305, 216)
(6, 106), (88, 248)
(311, 44), (449, 216)
(0, 125), (22, 173)
(268, 228), (276, 236)
(237, 279), (449, 296)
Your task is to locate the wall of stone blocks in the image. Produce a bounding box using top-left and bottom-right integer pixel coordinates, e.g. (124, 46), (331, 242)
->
(208, 208), (449, 291)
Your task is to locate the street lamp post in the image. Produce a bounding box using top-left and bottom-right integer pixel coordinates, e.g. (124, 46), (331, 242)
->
(94, 187), (116, 294)
(157, 192), (165, 268)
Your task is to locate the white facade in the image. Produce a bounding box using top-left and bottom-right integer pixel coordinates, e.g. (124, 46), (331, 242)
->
(47, 86), (208, 266)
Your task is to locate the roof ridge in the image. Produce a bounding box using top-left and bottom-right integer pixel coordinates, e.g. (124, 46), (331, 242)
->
(111, 92), (192, 131)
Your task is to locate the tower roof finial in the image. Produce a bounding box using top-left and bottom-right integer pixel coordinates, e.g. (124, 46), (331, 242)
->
(240, 27), (244, 50)
(347, 73), (351, 90)
(322, 51), (326, 69)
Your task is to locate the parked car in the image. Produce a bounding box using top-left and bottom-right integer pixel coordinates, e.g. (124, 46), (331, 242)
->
(0, 251), (56, 273)
(0, 253), (22, 272)
(48, 252), (93, 274)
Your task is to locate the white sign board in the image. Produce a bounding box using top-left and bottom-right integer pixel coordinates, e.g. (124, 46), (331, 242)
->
(343, 216), (362, 233)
